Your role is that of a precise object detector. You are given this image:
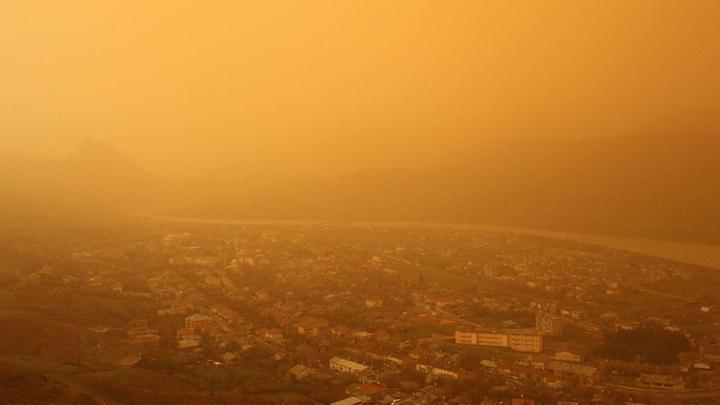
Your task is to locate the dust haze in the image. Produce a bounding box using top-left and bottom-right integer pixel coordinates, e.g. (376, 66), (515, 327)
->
(1, 2), (720, 404)
(2, 1), (720, 176)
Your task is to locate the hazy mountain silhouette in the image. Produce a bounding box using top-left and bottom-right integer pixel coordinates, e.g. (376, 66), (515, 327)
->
(174, 133), (720, 243)
(0, 138), (163, 223)
(2, 134), (719, 243)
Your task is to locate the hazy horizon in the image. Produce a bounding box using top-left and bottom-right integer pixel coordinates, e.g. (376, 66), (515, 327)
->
(3, 1), (719, 178)
(3, 3), (720, 403)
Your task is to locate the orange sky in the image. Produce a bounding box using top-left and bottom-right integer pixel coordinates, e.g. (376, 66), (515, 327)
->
(1, 1), (719, 177)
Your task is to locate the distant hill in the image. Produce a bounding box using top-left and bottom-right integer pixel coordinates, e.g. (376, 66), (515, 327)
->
(0, 364), (101, 405)
(171, 133), (720, 243)
(2, 134), (719, 243)
(0, 310), (321, 404)
(0, 311), (99, 361)
(0, 362), (321, 405)
(0, 138), (166, 224)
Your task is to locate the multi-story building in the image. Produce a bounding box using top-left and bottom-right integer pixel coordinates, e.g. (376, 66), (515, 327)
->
(454, 331), (478, 345)
(535, 312), (564, 336)
(701, 345), (720, 362)
(329, 357), (369, 374)
(507, 333), (543, 353)
(564, 320), (604, 340)
(455, 330), (542, 353)
(476, 332), (509, 348)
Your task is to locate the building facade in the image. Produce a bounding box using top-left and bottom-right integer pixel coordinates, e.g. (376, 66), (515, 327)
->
(455, 330), (542, 353)
(329, 357), (369, 374)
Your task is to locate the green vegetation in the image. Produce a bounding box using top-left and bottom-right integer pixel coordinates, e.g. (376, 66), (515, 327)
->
(595, 325), (691, 364)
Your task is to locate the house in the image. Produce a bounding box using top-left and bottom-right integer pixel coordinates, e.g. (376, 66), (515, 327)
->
(637, 374), (685, 390)
(347, 382), (388, 397)
(177, 338), (200, 349)
(366, 298), (384, 308)
(185, 314), (221, 334)
(353, 331), (372, 340)
(480, 359), (497, 369)
(221, 352), (238, 363)
(210, 303), (242, 324)
(176, 327), (199, 340)
(288, 364), (317, 380)
(127, 330), (160, 348)
(331, 325), (351, 337)
(554, 350), (583, 363)
(158, 302), (191, 316)
(126, 320), (160, 348)
(297, 317), (329, 337)
(547, 361), (598, 379)
(256, 328), (284, 341)
(416, 364), (459, 380)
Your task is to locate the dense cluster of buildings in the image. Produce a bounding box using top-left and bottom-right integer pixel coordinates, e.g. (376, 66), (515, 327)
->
(6, 222), (720, 404)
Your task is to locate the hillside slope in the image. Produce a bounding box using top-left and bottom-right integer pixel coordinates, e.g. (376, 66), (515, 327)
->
(174, 134), (720, 243)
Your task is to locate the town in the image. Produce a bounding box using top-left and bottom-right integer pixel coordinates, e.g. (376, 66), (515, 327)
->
(1, 220), (720, 404)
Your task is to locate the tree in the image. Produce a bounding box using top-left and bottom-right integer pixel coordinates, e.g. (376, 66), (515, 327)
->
(595, 325), (691, 364)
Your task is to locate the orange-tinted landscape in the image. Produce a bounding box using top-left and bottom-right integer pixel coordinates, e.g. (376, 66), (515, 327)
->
(1, 1), (720, 404)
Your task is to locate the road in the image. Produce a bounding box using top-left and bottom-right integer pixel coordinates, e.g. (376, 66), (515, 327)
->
(599, 383), (720, 400)
(636, 287), (694, 303)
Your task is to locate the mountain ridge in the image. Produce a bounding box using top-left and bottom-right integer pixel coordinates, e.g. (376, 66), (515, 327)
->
(1, 134), (719, 243)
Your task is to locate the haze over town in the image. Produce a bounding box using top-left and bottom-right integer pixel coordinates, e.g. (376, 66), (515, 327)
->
(1, 1), (720, 404)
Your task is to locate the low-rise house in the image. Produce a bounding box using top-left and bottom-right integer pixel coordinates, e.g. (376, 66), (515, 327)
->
(547, 360), (598, 379)
(365, 298), (384, 308)
(210, 303), (242, 324)
(416, 364), (459, 380)
(330, 397), (363, 405)
(127, 329), (160, 348)
(177, 338), (200, 349)
(185, 314), (221, 334)
(126, 319), (160, 348)
(288, 364), (318, 380)
(256, 328), (284, 342)
(637, 374), (685, 390)
(347, 382), (388, 398)
(554, 350), (583, 363)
